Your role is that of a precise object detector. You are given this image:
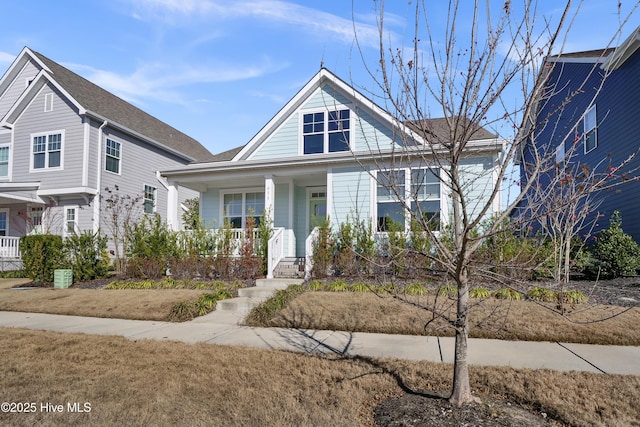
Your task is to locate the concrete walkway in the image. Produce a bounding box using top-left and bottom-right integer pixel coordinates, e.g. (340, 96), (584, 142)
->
(0, 309), (638, 375)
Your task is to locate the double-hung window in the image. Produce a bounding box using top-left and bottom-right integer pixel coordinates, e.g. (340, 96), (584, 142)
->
(32, 132), (62, 170)
(0, 210), (7, 236)
(143, 185), (157, 214)
(584, 105), (597, 153)
(65, 207), (78, 237)
(105, 139), (121, 174)
(303, 109), (350, 154)
(222, 191), (265, 228)
(376, 168), (441, 231)
(0, 146), (9, 177)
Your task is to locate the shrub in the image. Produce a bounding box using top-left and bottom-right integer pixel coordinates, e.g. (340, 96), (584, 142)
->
(19, 234), (64, 282)
(310, 220), (334, 278)
(326, 279), (348, 292)
(126, 214), (179, 278)
(438, 284), (458, 298)
(349, 282), (370, 293)
(405, 283), (428, 296)
(493, 288), (521, 300)
(526, 286), (556, 302)
(168, 301), (198, 322)
(245, 285), (305, 325)
(558, 290), (588, 304)
(587, 211), (640, 279)
(469, 286), (491, 299)
(63, 230), (110, 282)
(307, 280), (324, 291)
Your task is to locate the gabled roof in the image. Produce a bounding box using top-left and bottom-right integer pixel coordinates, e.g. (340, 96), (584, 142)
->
(406, 117), (497, 143)
(1, 48), (214, 162)
(233, 67), (428, 161)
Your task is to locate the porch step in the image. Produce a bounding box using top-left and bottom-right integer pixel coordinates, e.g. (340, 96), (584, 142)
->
(216, 279), (304, 315)
(272, 257), (306, 279)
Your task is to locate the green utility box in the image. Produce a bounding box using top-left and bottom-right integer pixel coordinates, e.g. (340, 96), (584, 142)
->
(54, 269), (73, 289)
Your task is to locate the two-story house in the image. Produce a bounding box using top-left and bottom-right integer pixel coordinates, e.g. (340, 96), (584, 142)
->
(518, 26), (640, 242)
(0, 47), (213, 268)
(161, 68), (504, 278)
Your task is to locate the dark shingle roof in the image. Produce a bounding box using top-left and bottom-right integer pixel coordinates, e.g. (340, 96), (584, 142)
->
(550, 48), (616, 60)
(406, 117), (497, 143)
(207, 145), (245, 162)
(30, 49), (214, 162)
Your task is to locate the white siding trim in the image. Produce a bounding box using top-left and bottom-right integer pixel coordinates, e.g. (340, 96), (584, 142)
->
(82, 117), (90, 186)
(326, 167), (333, 223)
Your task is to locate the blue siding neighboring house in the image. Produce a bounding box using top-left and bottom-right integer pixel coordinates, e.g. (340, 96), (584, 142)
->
(518, 26), (640, 242)
(162, 68), (504, 278)
(0, 47), (213, 268)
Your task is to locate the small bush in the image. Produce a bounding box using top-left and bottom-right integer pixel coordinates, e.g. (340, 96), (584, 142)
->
(245, 285), (306, 325)
(587, 211), (640, 279)
(526, 286), (557, 302)
(374, 283), (397, 295)
(307, 280), (324, 291)
(168, 301), (198, 322)
(469, 286), (491, 299)
(326, 280), (348, 292)
(63, 230), (110, 282)
(349, 282), (370, 293)
(19, 234), (64, 282)
(558, 290), (588, 304)
(405, 283), (428, 296)
(493, 288), (521, 300)
(438, 285), (458, 298)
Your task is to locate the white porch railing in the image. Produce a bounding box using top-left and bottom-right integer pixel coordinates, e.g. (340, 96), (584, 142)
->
(304, 227), (319, 280)
(0, 237), (21, 259)
(267, 227), (285, 279)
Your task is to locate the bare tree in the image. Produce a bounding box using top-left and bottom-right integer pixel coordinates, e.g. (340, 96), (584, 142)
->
(356, 0), (639, 406)
(101, 186), (143, 274)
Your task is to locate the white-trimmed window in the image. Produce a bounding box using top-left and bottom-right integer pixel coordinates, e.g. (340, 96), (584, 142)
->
(44, 93), (53, 112)
(376, 168), (441, 231)
(0, 146), (9, 177)
(302, 108), (350, 154)
(143, 185), (157, 214)
(222, 190), (265, 228)
(64, 207), (78, 237)
(0, 209), (7, 236)
(584, 105), (597, 153)
(105, 138), (121, 174)
(31, 131), (63, 170)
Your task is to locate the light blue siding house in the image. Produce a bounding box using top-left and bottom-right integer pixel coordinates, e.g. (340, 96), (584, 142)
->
(0, 47), (213, 268)
(162, 69), (503, 278)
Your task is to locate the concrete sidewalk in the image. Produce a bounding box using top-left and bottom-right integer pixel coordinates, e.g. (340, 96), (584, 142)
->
(0, 310), (638, 375)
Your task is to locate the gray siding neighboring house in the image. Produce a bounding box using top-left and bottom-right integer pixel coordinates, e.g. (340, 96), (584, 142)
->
(0, 47), (213, 266)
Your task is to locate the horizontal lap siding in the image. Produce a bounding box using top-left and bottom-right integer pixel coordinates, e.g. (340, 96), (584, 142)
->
(274, 183), (289, 228)
(99, 127), (190, 226)
(12, 84), (84, 188)
(251, 116), (298, 160)
(457, 157), (496, 220)
(0, 60), (40, 118)
(294, 185), (306, 257)
(302, 86), (350, 110)
(354, 109), (398, 152)
(331, 166), (370, 227)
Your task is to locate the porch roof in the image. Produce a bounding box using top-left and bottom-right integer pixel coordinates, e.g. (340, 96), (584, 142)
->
(0, 182), (42, 204)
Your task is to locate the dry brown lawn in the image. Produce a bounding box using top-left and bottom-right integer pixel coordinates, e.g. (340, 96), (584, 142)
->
(0, 328), (638, 427)
(250, 291), (640, 346)
(0, 288), (208, 321)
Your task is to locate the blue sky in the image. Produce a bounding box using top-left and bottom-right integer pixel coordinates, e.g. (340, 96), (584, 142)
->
(0, 1), (637, 155)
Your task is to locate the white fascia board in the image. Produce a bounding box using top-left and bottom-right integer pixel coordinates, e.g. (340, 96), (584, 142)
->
(602, 27), (640, 70)
(0, 71), (85, 126)
(234, 68), (427, 161)
(0, 182), (40, 190)
(38, 187), (98, 197)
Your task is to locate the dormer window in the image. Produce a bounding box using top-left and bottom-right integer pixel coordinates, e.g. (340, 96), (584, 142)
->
(302, 109), (350, 154)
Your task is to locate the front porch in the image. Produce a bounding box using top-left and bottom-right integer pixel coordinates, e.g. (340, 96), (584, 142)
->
(0, 237), (22, 271)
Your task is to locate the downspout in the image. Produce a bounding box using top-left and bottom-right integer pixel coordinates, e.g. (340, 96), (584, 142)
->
(93, 120), (108, 232)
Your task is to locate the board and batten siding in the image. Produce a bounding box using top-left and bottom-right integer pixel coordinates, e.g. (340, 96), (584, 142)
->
(11, 83), (84, 189)
(330, 166), (371, 228)
(0, 60), (40, 119)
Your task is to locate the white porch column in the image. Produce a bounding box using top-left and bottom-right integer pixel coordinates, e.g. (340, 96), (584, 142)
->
(264, 175), (275, 223)
(167, 181), (180, 231)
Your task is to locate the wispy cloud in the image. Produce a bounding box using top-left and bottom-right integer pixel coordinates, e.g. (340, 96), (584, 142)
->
(0, 51), (16, 64)
(128, 0), (394, 49)
(64, 57), (288, 106)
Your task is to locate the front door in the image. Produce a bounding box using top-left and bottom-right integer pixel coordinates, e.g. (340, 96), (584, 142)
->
(309, 193), (327, 232)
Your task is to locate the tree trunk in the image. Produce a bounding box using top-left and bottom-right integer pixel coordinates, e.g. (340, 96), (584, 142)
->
(449, 279), (480, 406)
